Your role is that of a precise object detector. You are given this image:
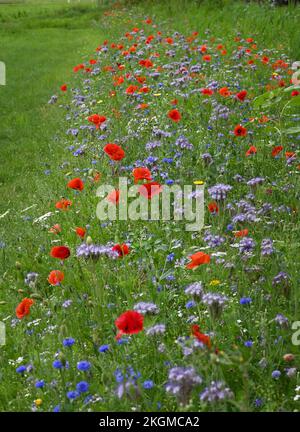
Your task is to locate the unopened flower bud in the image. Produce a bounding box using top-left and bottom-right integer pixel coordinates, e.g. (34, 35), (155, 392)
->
(283, 353), (295, 362)
(86, 236), (93, 245)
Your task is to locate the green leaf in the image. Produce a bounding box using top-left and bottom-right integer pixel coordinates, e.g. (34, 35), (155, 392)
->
(287, 96), (300, 107)
(283, 85), (300, 93)
(283, 126), (300, 134)
(253, 88), (282, 109)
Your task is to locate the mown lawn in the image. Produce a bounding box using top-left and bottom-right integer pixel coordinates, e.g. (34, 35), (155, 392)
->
(0, 0), (299, 413)
(0, 1), (108, 208)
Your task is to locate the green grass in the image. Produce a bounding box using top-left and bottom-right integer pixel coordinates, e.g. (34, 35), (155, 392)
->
(0, 0), (300, 413)
(0, 1), (109, 210)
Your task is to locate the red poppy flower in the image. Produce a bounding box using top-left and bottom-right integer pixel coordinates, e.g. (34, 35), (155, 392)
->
(114, 76), (124, 86)
(115, 310), (144, 340)
(67, 178), (84, 191)
(93, 171), (101, 182)
(139, 59), (153, 68)
(112, 243), (130, 257)
(49, 224), (62, 234)
(186, 251), (210, 269)
(258, 115), (269, 123)
(103, 143), (125, 161)
(208, 201), (219, 214)
(219, 87), (231, 97)
(201, 88), (213, 96)
(234, 124), (247, 136)
(291, 90), (299, 97)
(135, 75), (146, 84)
(55, 199), (72, 210)
(236, 90), (247, 101)
(285, 151), (296, 160)
(202, 55), (211, 62)
(48, 270), (64, 286)
(138, 181), (162, 199)
(137, 103), (149, 110)
(76, 227), (86, 238)
(73, 64), (85, 73)
(165, 37), (174, 44)
(234, 229), (249, 238)
(16, 298), (34, 319)
(192, 325), (211, 348)
(107, 189), (120, 205)
(88, 114), (107, 129)
(272, 145), (283, 157)
(139, 86), (150, 93)
(60, 84), (67, 92)
(125, 85), (139, 94)
(168, 109), (181, 122)
(50, 246), (70, 260)
(245, 146), (257, 156)
(132, 167), (152, 183)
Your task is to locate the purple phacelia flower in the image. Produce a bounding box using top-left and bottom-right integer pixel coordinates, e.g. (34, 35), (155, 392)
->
(208, 183), (232, 200)
(166, 366), (202, 405)
(200, 381), (233, 403)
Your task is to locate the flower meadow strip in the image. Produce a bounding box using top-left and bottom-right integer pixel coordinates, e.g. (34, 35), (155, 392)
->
(1, 10), (300, 412)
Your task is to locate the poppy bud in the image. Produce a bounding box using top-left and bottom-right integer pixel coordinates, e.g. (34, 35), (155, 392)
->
(86, 236), (93, 245)
(210, 353), (219, 363)
(59, 324), (68, 338)
(31, 293), (43, 300)
(57, 352), (67, 366)
(92, 329), (100, 345)
(15, 261), (22, 269)
(283, 354), (295, 362)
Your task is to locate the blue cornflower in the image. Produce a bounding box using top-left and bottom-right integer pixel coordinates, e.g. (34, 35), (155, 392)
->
(240, 297), (252, 305)
(254, 398), (263, 408)
(16, 365), (26, 374)
(114, 369), (124, 383)
(84, 395), (93, 405)
(76, 381), (89, 393)
(99, 344), (109, 353)
(167, 253), (175, 262)
(272, 370), (281, 379)
(53, 405), (60, 412)
(77, 361), (91, 372)
(162, 157), (173, 164)
(117, 338), (128, 345)
(186, 300), (196, 309)
(63, 337), (75, 347)
(143, 380), (154, 389)
(67, 390), (80, 400)
(244, 340), (253, 348)
(52, 360), (63, 369)
(35, 380), (45, 389)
